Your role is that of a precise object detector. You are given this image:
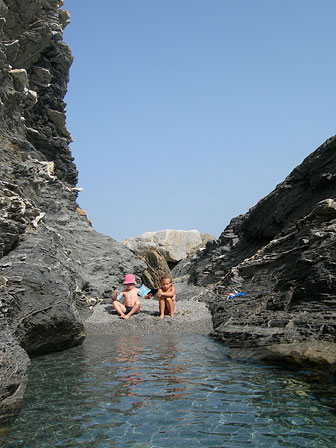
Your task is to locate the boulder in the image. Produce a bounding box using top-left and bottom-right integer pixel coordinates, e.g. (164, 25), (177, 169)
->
(122, 229), (215, 262)
(0, 333), (30, 426)
(140, 249), (171, 289)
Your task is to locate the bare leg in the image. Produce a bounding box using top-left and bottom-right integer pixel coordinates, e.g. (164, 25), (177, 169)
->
(166, 297), (174, 318)
(158, 297), (166, 318)
(172, 295), (176, 313)
(113, 301), (126, 318)
(121, 301), (140, 319)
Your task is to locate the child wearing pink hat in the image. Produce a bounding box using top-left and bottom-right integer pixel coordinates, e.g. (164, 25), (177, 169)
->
(113, 274), (141, 319)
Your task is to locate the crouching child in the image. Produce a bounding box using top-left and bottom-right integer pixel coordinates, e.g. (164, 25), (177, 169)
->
(157, 276), (176, 319)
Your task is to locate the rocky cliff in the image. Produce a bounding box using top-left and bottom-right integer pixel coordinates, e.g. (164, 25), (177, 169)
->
(174, 136), (336, 370)
(0, 0), (145, 426)
(1, 0), (335, 430)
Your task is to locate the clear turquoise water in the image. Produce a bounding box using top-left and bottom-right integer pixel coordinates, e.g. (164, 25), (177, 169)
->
(3, 334), (336, 448)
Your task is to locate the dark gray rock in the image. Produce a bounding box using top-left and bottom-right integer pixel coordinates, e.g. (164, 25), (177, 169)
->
(0, 333), (30, 426)
(0, 0), (146, 427)
(1, 0), (335, 430)
(176, 136), (336, 370)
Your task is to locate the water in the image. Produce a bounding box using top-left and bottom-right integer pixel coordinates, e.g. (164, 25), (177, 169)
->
(2, 334), (336, 448)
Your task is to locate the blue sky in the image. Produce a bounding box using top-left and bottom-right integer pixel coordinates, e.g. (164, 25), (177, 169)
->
(63, 0), (336, 242)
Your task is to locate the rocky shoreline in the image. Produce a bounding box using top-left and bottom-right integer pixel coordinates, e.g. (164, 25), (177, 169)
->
(1, 0), (336, 430)
(173, 136), (336, 373)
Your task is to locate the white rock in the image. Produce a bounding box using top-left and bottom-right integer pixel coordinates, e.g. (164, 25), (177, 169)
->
(24, 89), (38, 109)
(37, 160), (56, 179)
(122, 229), (215, 262)
(31, 212), (45, 228)
(9, 68), (28, 91)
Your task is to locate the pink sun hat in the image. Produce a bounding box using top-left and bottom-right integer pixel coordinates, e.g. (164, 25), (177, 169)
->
(123, 273), (137, 285)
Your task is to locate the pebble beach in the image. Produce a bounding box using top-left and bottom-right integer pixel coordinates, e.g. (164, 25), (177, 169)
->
(84, 297), (213, 336)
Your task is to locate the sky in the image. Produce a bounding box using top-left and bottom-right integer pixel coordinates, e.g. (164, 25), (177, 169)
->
(63, 0), (336, 242)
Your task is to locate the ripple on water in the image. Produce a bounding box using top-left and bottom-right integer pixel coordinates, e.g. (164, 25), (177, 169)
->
(2, 334), (336, 448)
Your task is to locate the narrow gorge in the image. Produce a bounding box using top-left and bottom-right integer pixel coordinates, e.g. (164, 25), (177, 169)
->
(0, 0), (335, 431)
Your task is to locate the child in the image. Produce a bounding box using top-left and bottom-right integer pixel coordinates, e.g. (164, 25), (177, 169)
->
(156, 276), (176, 319)
(113, 274), (141, 320)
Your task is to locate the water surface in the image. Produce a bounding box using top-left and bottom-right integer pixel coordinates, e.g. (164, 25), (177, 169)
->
(3, 334), (336, 447)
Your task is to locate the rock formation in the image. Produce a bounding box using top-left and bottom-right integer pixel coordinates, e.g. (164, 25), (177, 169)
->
(140, 249), (171, 289)
(0, 0), (145, 426)
(173, 136), (336, 371)
(122, 229), (215, 263)
(1, 0), (335, 430)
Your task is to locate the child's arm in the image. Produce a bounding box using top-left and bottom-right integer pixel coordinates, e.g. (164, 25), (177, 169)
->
(157, 286), (176, 299)
(113, 291), (124, 301)
(146, 288), (157, 299)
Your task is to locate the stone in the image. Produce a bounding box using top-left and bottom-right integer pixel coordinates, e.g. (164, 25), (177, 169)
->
(140, 249), (171, 289)
(0, 333), (30, 426)
(31, 66), (52, 87)
(36, 160), (56, 179)
(0, 1), (147, 427)
(31, 212), (45, 228)
(201, 232), (216, 247)
(177, 136), (336, 370)
(0, 18), (6, 37)
(24, 88), (38, 109)
(0, 276), (7, 286)
(9, 68), (28, 91)
(122, 229), (215, 262)
(3, 40), (20, 64)
(47, 108), (71, 138)
(59, 9), (70, 28)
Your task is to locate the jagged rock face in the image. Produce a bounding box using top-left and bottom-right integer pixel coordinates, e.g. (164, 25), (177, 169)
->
(0, 0), (146, 426)
(0, 0), (75, 183)
(177, 136), (336, 369)
(122, 229), (216, 262)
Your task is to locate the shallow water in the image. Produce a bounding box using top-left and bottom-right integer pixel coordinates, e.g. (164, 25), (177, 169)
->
(3, 334), (336, 448)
